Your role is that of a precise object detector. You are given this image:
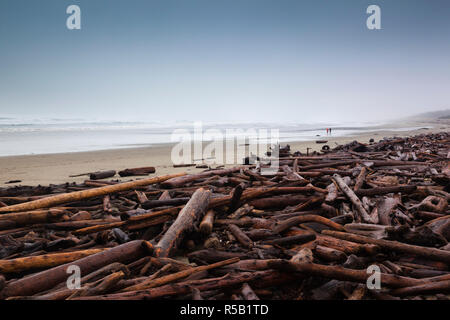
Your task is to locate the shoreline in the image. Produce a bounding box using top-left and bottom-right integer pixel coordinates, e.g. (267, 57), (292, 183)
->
(1, 121), (448, 187)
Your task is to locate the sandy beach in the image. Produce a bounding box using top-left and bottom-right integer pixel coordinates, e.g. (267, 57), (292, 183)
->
(0, 120), (448, 187)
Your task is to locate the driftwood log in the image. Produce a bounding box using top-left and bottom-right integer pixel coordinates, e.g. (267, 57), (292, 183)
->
(0, 132), (449, 300)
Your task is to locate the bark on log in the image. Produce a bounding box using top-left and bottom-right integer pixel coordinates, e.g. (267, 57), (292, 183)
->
(122, 257), (239, 292)
(227, 183), (245, 214)
(315, 234), (379, 256)
(0, 209), (66, 225)
(228, 204), (253, 219)
(0, 173), (185, 213)
(354, 167), (367, 191)
(263, 233), (316, 246)
(0, 249), (104, 273)
(248, 195), (309, 210)
(118, 167), (156, 177)
(228, 224), (253, 249)
(199, 210), (215, 235)
(141, 198), (190, 209)
(73, 221), (126, 236)
(89, 170), (116, 180)
(154, 188), (211, 257)
(314, 245), (347, 262)
(273, 214), (345, 234)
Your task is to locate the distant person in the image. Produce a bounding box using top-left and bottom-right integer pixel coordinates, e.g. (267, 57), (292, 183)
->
(326, 128), (329, 135)
(329, 128), (332, 135)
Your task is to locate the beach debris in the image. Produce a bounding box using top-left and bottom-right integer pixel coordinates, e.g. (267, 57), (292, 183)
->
(4, 180), (22, 184)
(118, 167), (156, 177)
(0, 132), (449, 300)
(173, 164), (196, 168)
(89, 170), (116, 180)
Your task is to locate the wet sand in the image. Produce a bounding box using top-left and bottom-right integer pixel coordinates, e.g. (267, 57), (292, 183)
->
(0, 121), (448, 187)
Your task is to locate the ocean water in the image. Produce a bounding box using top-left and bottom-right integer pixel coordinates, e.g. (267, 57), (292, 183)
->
(0, 116), (427, 156)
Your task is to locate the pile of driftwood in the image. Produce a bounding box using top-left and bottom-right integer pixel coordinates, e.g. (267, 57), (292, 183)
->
(0, 132), (449, 300)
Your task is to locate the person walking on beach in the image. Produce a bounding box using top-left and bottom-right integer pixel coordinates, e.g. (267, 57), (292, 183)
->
(329, 128), (332, 135)
(326, 128), (329, 135)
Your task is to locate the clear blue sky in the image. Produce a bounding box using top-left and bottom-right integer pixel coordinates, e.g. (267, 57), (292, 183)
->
(0, 0), (449, 123)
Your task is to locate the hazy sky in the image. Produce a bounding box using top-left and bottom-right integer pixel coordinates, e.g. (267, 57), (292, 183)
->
(0, 0), (449, 123)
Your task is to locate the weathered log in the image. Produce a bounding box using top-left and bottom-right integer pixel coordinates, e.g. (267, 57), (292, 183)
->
(118, 167), (156, 177)
(314, 245), (347, 262)
(0, 173), (185, 213)
(188, 249), (248, 264)
(199, 209), (215, 235)
(73, 221), (126, 236)
(245, 229), (275, 241)
(228, 204), (254, 219)
(248, 195), (309, 209)
(273, 214), (345, 234)
(300, 160), (360, 171)
(89, 170), (116, 180)
(354, 167), (367, 191)
(263, 233), (316, 246)
(315, 234), (379, 256)
(0, 249), (104, 273)
(154, 188), (211, 257)
(141, 197), (190, 209)
(228, 224), (253, 249)
(0, 209), (66, 225)
(332, 174), (374, 223)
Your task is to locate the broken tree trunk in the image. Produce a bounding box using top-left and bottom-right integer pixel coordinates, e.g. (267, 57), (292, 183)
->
(154, 188), (211, 257)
